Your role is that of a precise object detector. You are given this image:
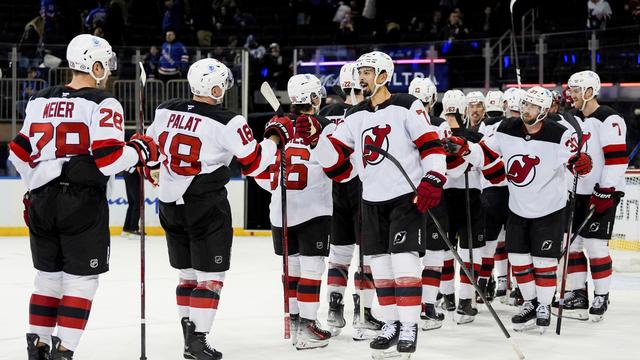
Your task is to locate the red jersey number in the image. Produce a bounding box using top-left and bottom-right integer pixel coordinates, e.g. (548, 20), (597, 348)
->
(158, 132), (203, 176)
(29, 122), (90, 160)
(270, 147), (311, 190)
(98, 108), (124, 131)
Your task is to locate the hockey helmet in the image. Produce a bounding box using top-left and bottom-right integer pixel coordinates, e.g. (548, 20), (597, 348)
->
(66, 34), (117, 84)
(187, 58), (234, 102)
(408, 77), (437, 106)
(485, 90), (504, 114)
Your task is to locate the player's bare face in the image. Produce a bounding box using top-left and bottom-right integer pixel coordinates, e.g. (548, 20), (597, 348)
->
(358, 67), (376, 97)
(468, 103), (485, 125)
(570, 87), (584, 109)
(521, 101), (541, 125)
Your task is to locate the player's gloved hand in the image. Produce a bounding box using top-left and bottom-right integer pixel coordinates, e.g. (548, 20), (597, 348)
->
(568, 152), (592, 176)
(141, 164), (160, 187)
(294, 115), (322, 145)
(127, 134), (159, 165)
(414, 171), (446, 213)
(442, 136), (469, 157)
(22, 192), (30, 227)
(264, 115), (294, 147)
(589, 184), (616, 214)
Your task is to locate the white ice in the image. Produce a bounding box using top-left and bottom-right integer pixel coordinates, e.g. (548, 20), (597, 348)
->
(1, 236), (639, 360)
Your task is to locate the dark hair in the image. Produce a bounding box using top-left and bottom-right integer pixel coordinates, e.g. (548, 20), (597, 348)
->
(290, 103), (314, 115)
(346, 88), (362, 96)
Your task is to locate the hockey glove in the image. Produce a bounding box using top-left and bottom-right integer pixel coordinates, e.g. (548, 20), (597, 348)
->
(142, 164), (160, 187)
(443, 136), (470, 157)
(127, 134), (159, 165)
(293, 115), (322, 145)
(567, 152), (592, 176)
(414, 171), (446, 213)
(22, 192), (30, 227)
(589, 184), (616, 214)
(264, 115), (294, 147)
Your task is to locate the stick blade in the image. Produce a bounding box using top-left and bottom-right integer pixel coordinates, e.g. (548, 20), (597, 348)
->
(138, 62), (147, 86)
(260, 81), (281, 113)
(510, 0), (518, 13)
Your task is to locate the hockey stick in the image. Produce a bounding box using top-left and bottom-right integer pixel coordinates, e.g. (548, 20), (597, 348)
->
(555, 112), (586, 335)
(332, 84), (347, 101)
(464, 171), (477, 308)
(509, 0), (522, 87)
(260, 81), (291, 339)
(136, 61), (147, 360)
(365, 144), (525, 360)
(358, 189), (366, 324)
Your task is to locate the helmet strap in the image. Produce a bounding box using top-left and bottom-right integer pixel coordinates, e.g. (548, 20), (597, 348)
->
(579, 87), (595, 112)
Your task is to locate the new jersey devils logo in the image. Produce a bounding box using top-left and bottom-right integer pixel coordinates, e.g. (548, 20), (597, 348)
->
(362, 125), (391, 167)
(565, 131), (591, 154)
(507, 154), (540, 187)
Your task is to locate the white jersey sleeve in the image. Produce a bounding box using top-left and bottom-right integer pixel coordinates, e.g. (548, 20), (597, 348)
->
(406, 100), (446, 176)
(220, 115), (277, 177)
(598, 112), (628, 188)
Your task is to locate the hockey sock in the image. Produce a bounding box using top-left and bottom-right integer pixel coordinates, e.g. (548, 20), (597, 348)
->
(532, 257), (558, 305)
(370, 254), (398, 322)
(494, 238), (509, 278)
(176, 269), (197, 319)
(509, 253), (536, 301)
(326, 244), (354, 302)
(355, 262), (376, 307)
(568, 236), (588, 290)
(190, 271), (225, 333)
(391, 252), (422, 324)
(440, 252), (455, 295)
(29, 271), (63, 346)
(584, 239), (613, 295)
(56, 273), (99, 351)
(421, 250), (444, 304)
(480, 240), (498, 281)
(298, 256), (325, 320)
(288, 255), (301, 315)
(458, 248), (481, 300)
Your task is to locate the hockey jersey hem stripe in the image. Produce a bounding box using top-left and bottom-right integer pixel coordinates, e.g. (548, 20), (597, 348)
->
(92, 139), (125, 168)
(8, 133), (32, 163)
(602, 144), (628, 165)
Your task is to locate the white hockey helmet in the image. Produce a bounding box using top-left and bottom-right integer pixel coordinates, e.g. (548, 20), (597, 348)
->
(66, 34), (117, 84)
(466, 91), (485, 107)
(521, 86), (553, 124)
(485, 90), (504, 114)
(442, 89), (466, 115)
(356, 51), (394, 95)
(568, 70), (600, 109)
(408, 77), (437, 106)
(339, 62), (361, 91)
(288, 74), (326, 110)
(187, 58), (234, 102)
(504, 87), (527, 113)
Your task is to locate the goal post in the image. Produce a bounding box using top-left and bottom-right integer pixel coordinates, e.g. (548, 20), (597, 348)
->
(610, 170), (640, 252)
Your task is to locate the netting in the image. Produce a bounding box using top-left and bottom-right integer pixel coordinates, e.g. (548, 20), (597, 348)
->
(610, 170), (640, 251)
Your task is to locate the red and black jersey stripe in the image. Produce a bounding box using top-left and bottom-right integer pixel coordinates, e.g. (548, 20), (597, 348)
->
(57, 296), (92, 330)
(479, 141), (500, 166)
(176, 283), (196, 307)
(441, 259), (455, 281)
(238, 143), (263, 175)
(323, 136), (353, 182)
(459, 263), (481, 284)
(512, 264), (534, 284)
(327, 266), (348, 287)
(567, 252), (588, 274)
(603, 144), (627, 165)
(446, 155), (465, 170)
(8, 133), (32, 163)
(414, 132), (445, 159)
(92, 138), (125, 168)
(482, 160), (506, 184)
(354, 270), (375, 290)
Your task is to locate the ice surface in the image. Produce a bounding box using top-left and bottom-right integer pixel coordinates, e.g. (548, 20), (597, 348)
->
(1, 236), (639, 360)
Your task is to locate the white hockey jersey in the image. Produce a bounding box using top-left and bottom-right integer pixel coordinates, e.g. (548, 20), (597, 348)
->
(478, 116), (508, 189)
(314, 94), (446, 203)
(147, 99), (277, 203)
(466, 117), (573, 218)
(8, 86), (138, 190)
(319, 102), (358, 182)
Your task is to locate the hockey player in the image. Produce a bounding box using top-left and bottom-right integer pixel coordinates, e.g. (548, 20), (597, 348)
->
(320, 63), (384, 340)
(9, 34), (158, 359)
(445, 86), (592, 333)
(296, 51), (447, 359)
(409, 77), (447, 330)
(503, 87), (526, 117)
(255, 73), (333, 350)
(559, 71), (627, 321)
(146, 58), (292, 359)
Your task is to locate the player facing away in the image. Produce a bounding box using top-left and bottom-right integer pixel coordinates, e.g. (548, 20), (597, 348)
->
(297, 51), (447, 359)
(320, 63), (384, 340)
(255, 73), (333, 350)
(557, 71), (627, 321)
(408, 77), (448, 331)
(445, 86), (592, 333)
(145, 58), (291, 360)
(8, 34), (158, 360)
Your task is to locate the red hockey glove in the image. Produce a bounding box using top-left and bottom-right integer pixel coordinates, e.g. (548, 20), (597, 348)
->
(589, 184), (616, 214)
(293, 115), (322, 145)
(142, 164), (160, 187)
(22, 192), (30, 227)
(264, 115), (294, 147)
(127, 134), (159, 165)
(443, 136), (469, 157)
(568, 152), (592, 176)
(414, 171), (446, 213)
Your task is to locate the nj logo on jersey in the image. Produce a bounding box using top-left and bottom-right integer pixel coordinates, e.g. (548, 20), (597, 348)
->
(506, 154), (540, 187)
(565, 132), (591, 153)
(361, 124), (391, 167)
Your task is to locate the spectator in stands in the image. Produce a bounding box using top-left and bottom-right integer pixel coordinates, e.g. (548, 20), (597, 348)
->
(244, 34), (266, 60)
(587, 0), (612, 29)
(335, 11), (357, 44)
(17, 67), (47, 118)
(428, 9), (444, 39)
(104, 0), (126, 46)
(143, 46), (160, 79)
(162, 0), (183, 33)
(233, 7), (257, 28)
(40, 0), (56, 34)
(84, 0), (108, 33)
(333, 1), (351, 24)
(263, 43), (288, 89)
(625, 1), (640, 24)
(158, 30), (189, 82)
(440, 8), (469, 41)
(18, 16), (44, 69)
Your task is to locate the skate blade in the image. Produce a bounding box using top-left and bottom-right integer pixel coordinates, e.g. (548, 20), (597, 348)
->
(590, 314), (605, 322)
(538, 325), (549, 335)
(421, 319), (443, 331)
(513, 319), (536, 332)
(353, 328), (379, 341)
(183, 351), (196, 360)
(398, 353), (413, 360)
(295, 339), (329, 350)
(551, 308), (589, 320)
(455, 314), (475, 325)
(371, 348), (401, 359)
(329, 326), (343, 337)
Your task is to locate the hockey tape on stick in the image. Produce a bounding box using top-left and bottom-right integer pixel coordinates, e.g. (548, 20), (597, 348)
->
(365, 144), (525, 360)
(260, 81), (283, 115)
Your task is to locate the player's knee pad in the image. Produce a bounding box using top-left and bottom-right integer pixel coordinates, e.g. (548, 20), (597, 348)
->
(422, 250), (445, 268)
(390, 252), (421, 278)
(369, 254), (393, 279)
(508, 253), (533, 267)
(583, 238), (610, 258)
(329, 244), (355, 266)
(532, 256), (558, 271)
(62, 273), (99, 299)
(299, 256), (325, 280)
(569, 235), (585, 253)
(34, 271), (63, 298)
(288, 254), (301, 277)
(179, 268), (197, 282)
